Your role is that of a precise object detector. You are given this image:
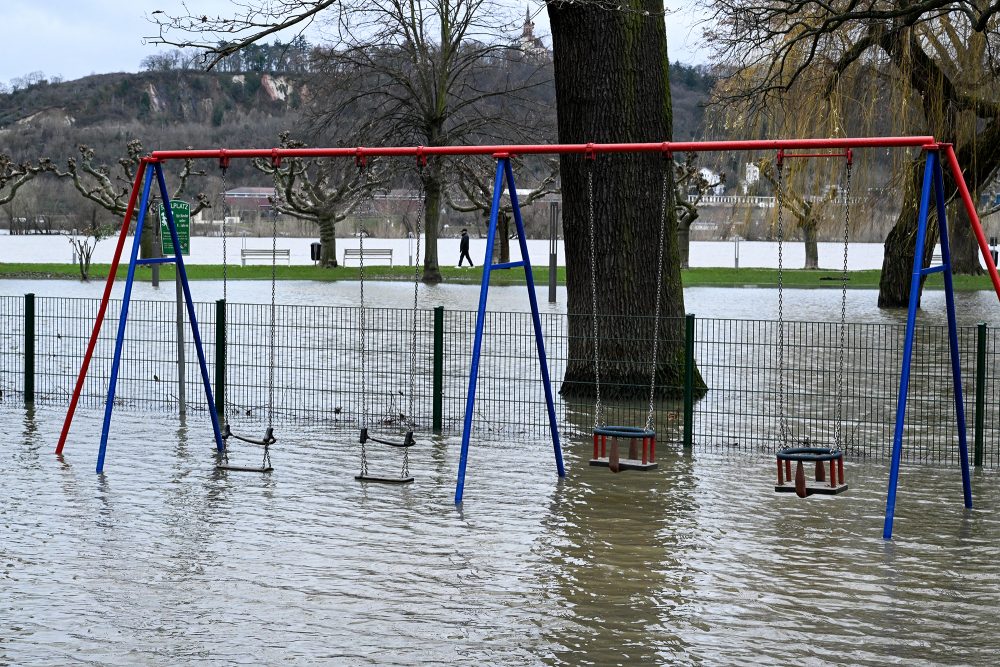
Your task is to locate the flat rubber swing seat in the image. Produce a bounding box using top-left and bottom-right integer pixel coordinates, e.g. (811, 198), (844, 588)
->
(218, 464), (274, 473)
(355, 474), (414, 484)
(589, 426), (657, 471)
(216, 425), (275, 473)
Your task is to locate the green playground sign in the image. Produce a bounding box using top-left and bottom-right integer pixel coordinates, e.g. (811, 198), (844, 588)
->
(159, 200), (191, 256)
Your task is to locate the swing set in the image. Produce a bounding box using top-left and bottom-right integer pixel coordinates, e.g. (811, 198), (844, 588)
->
(52, 136), (997, 540)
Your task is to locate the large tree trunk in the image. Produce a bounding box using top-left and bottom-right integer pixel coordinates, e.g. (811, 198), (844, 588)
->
(677, 217), (693, 269)
(878, 132), (1000, 305)
(801, 219), (818, 269)
(422, 160), (443, 284)
(550, 0), (705, 400)
(878, 160), (935, 308)
(497, 212), (511, 264)
(949, 200), (984, 275)
(317, 216), (339, 267)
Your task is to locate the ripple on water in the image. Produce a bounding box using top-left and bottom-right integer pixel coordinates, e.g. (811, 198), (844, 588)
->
(3, 406), (1000, 665)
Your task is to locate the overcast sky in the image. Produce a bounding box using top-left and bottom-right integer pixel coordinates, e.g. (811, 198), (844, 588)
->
(2, 1), (710, 85)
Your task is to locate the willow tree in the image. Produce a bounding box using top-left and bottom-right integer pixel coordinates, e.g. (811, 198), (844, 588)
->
(549, 0), (705, 399)
(755, 157), (847, 270)
(704, 0), (1000, 307)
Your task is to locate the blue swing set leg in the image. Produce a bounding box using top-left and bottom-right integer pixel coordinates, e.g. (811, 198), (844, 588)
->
(95, 161), (224, 473)
(883, 148), (973, 539)
(454, 156), (565, 504)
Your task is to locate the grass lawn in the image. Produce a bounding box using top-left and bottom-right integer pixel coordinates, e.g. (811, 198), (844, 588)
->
(1, 262), (996, 291)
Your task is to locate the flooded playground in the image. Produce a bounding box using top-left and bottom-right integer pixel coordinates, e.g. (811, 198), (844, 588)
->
(4, 276), (1000, 664)
(4, 403), (1000, 665)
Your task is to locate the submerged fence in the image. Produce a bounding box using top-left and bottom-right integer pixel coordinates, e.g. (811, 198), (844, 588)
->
(1, 293), (998, 468)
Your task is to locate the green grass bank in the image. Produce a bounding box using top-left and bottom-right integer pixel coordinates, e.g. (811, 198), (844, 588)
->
(0, 262), (996, 291)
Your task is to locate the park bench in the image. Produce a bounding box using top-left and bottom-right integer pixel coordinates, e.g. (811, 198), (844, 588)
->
(343, 248), (394, 266)
(240, 248), (291, 266)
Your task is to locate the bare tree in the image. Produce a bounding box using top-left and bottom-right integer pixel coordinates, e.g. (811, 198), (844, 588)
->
(0, 153), (49, 207)
(444, 156), (559, 263)
(674, 152), (725, 269)
(703, 0), (1000, 306)
(149, 0), (552, 283)
(65, 207), (116, 281)
(755, 157), (845, 270)
(47, 140), (208, 261)
(253, 132), (383, 267)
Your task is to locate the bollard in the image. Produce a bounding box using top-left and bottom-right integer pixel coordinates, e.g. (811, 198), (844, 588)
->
(683, 313), (695, 448)
(974, 322), (986, 468)
(433, 306), (444, 432)
(215, 299), (226, 422)
(24, 293), (35, 404)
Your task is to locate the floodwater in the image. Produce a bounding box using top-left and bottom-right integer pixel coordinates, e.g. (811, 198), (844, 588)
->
(4, 404), (1000, 665)
(0, 233), (904, 269)
(6, 251), (1000, 663)
(3, 276), (1000, 328)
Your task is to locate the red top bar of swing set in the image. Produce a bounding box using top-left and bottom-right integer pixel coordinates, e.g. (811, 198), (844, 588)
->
(149, 136), (937, 162)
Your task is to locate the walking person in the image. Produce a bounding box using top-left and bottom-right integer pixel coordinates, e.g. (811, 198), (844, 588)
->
(458, 228), (474, 267)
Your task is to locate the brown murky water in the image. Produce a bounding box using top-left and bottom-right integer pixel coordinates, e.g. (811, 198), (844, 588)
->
(4, 404), (1000, 665)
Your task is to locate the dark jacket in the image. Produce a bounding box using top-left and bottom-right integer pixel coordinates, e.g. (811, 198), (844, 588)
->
(460, 232), (470, 252)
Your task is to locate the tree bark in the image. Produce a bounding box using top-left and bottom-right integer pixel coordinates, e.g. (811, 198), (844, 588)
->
(498, 212), (511, 264)
(801, 219), (818, 269)
(949, 202), (984, 275)
(677, 218), (692, 269)
(550, 0), (705, 400)
(317, 216), (339, 267)
(878, 160), (935, 308)
(422, 161), (443, 283)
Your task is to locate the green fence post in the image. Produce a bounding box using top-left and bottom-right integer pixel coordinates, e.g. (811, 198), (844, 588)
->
(975, 321), (986, 468)
(215, 299), (226, 423)
(683, 313), (695, 449)
(433, 306), (444, 433)
(24, 293), (35, 404)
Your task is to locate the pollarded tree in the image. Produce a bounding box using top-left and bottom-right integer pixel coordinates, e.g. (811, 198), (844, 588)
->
(674, 152), (725, 269)
(149, 0), (552, 284)
(253, 132), (384, 267)
(756, 157), (845, 270)
(0, 153), (48, 207)
(47, 140), (208, 262)
(444, 156), (559, 264)
(548, 0), (705, 399)
(703, 0), (1000, 307)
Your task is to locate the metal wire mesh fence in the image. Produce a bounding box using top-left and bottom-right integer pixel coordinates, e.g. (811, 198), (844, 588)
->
(2, 294), (998, 467)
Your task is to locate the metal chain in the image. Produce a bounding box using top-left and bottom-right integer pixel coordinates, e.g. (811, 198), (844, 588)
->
(358, 164), (369, 434)
(645, 160), (671, 432)
(404, 165), (423, 479)
(219, 166), (229, 436)
(268, 168), (278, 432)
(836, 160), (852, 450)
(587, 161), (603, 429)
(221, 168), (229, 307)
(776, 159), (788, 447)
(409, 170), (423, 426)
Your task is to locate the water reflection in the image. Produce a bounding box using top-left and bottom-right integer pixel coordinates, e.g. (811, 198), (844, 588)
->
(4, 405), (1000, 663)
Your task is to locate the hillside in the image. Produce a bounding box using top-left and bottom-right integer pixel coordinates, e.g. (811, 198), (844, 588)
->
(0, 62), (712, 233)
(0, 63), (711, 155)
